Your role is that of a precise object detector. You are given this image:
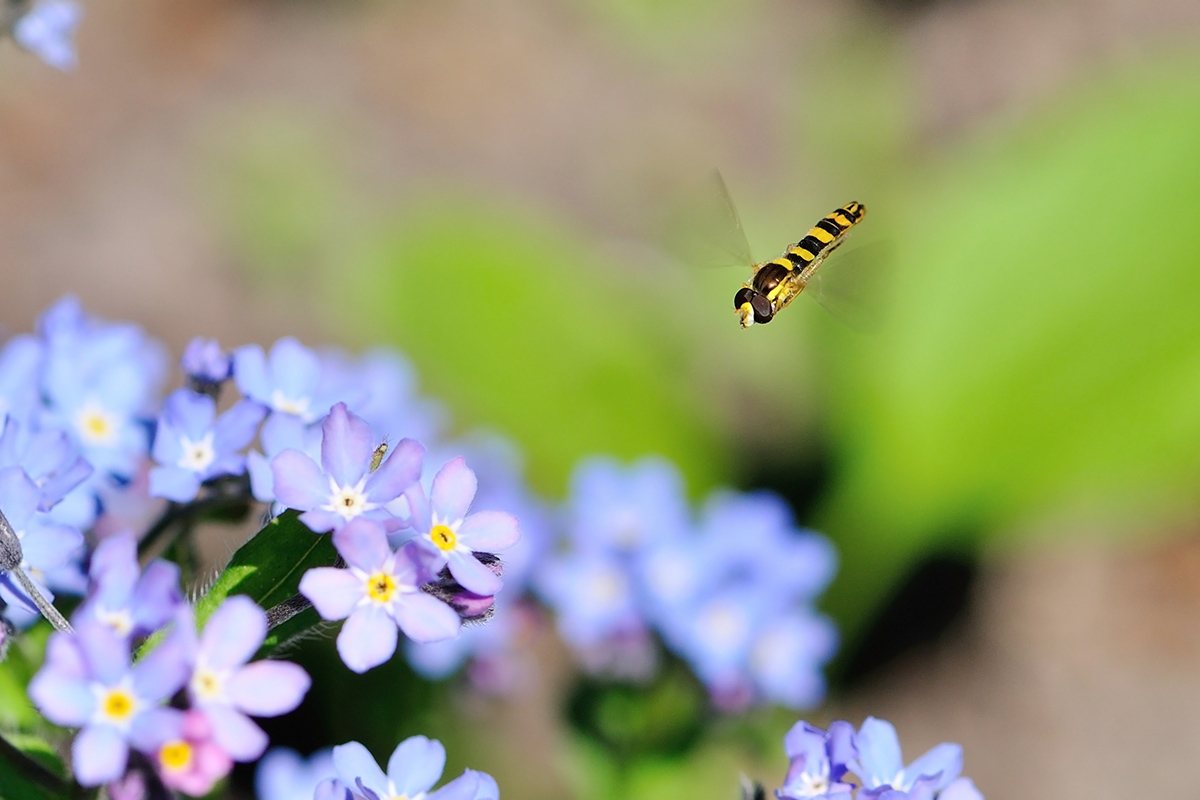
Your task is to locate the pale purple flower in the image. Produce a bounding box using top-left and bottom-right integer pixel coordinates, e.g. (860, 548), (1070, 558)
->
(271, 403), (423, 533)
(0, 466), (84, 614)
(149, 388), (265, 502)
(0, 415), (93, 511)
(75, 532), (182, 640)
(850, 717), (962, 795)
(0, 335), (44, 426)
(331, 736), (486, 800)
(256, 747), (335, 800)
(299, 519), (461, 673)
(566, 456), (688, 554)
(939, 778), (983, 800)
(181, 337), (232, 388)
(12, 0), (81, 70)
(37, 296), (168, 480)
(402, 457), (520, 596)
(233, 337), (344, 423)
(27, 617), (191, 786)
(246, 411), (320, 506)
(182, 598), (311, 762)
(776, 720), (856, 800)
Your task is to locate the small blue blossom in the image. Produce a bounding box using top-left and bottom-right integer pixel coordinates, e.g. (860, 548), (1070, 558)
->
(149, 388), (265, 502)
(181, 337), (232, 389)
(37, 297), (167, 480)
(27, 616), (191, 786)
(330, 736), (489, 800)
(319, 348), (444, 446)
(246, 411), (321, 507)
(75, 532), (182, 640)
(401, 456), (521, 596)
(271, 403), (423, 533)
(256, 747), (335, 800)
(0, 466), (84, 615)
(12, 0), (81, 70)
(566, 456), (689, 554)
(299, 518), (461, 673)
(0, 334), (43, 424)
(535, 549), (644, 649)
(850, 717), (962, 796)
(234, 337), (346, 423)
(180, 598), (311, 761)
(0, 414), (93, 510)
(777, 720), (856, 800)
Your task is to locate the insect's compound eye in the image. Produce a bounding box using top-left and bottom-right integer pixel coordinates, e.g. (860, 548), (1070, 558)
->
(750, 293), (774, 323)
(734, 287), (755, 310)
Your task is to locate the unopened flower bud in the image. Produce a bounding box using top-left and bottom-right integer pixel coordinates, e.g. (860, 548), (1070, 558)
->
(181, 337), (232, 396)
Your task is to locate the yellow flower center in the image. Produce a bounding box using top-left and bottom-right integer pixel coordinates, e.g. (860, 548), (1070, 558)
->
(100, 688), (137, 723)
(75, 401), (118, 446)
(159, 740), (193, 772)
(430, 524), (457, 552)
(367, 572), (397, 602)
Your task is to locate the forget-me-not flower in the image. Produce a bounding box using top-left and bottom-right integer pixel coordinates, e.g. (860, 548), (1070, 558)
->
(272, 403), (424, 533)
(566, 456), (689, 554)
(256, 747), (336, 800)
(401, 456), (521, 596)
(234, 337), (347, 423)
(149, 388), (265, 502)
(27, 617), (191, 786)
(75, 532), (182, 640)
(776, 720), (856, 799)
(12, 0), (80, 70)
(850, 717), (962, 796)
(330, 736), (488, 800)
(147, 708), (234, 797)
(181, 597), (311, 762)
(300, 518), (462, 673)
(0, 466), (84, 614)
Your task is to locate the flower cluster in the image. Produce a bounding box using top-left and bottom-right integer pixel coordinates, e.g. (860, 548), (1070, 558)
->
(0, 298), (525, 796)
(756, 717), (983, 800)
(532, 456), (839, 710)
(28, 533), (310, 794)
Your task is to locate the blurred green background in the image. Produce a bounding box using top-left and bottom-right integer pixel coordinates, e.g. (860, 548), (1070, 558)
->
(4, 0), (1200, 797)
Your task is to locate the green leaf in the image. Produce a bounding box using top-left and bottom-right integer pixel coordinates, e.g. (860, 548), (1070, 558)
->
(193, 511), (337, 648)
(0, 732), (69, 800)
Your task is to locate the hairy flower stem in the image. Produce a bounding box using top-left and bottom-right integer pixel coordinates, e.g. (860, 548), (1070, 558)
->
(0, 506), (71, 633)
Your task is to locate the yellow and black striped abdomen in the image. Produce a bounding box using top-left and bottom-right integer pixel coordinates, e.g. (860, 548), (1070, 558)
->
(784, 202), (866, 271)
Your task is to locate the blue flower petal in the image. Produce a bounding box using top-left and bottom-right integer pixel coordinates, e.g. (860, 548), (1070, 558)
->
(72, 724), (128, 786)
(386, 735), (445, 796)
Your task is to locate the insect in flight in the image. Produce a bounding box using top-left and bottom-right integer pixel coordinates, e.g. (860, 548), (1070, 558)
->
(716, 174), (866, 328)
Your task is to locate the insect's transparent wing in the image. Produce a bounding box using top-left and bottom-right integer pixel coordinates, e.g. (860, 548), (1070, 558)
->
(804, 241), (895, 331)
(666, 170), (756, 271)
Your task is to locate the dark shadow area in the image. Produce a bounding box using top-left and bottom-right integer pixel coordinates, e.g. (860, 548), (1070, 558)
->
(838, 552), (977, 687)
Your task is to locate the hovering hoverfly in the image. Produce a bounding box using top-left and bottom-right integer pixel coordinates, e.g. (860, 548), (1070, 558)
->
(710, 173), (866, 328)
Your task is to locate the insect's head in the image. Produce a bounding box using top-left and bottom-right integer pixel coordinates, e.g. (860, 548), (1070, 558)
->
(734, 287), (774, 328)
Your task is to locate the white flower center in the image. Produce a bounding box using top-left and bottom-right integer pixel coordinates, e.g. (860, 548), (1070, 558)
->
(324, 478), (373, 521)
(585, 567), (628, 610)
(74, 400), (119, 446)
(96, 606), (135, 638)
(177, 432), (216, 473)
(271, 391), (310, 419)
(190, 664), (227, 704)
